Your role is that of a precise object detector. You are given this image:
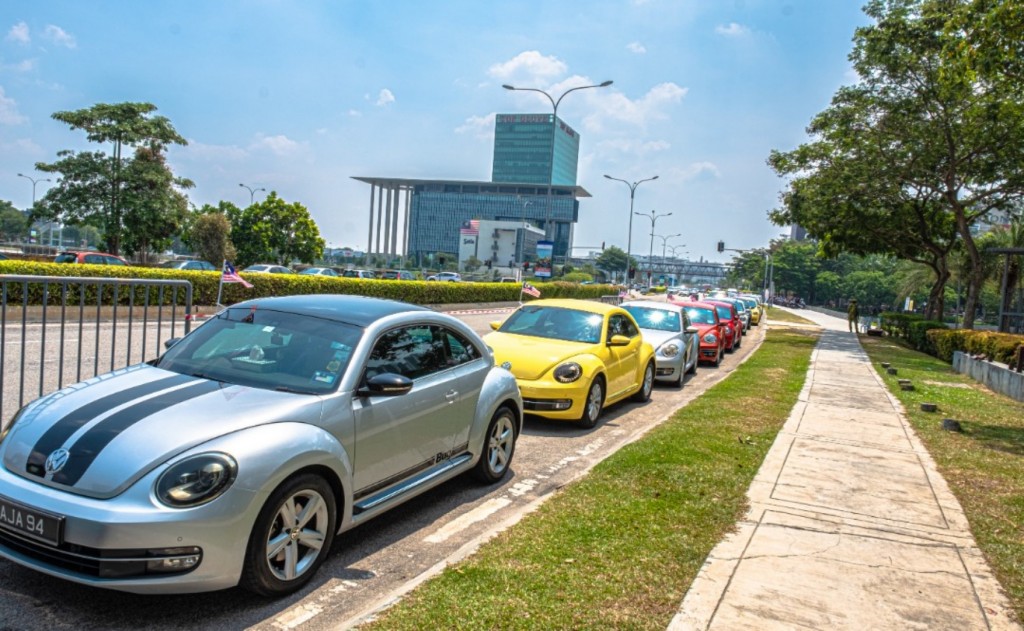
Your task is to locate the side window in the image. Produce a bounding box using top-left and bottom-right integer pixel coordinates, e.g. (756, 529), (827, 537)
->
(365, 326), (446, 381)
(84, 254), (103, 264)
(444, 328), (481, 366)
(608, 315), (638, 339)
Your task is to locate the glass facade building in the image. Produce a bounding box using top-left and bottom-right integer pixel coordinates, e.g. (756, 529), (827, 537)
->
(491, 114), (580, 186)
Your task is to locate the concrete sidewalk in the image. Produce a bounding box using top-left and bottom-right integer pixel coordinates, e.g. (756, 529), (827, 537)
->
(669, 309), (1019, 630)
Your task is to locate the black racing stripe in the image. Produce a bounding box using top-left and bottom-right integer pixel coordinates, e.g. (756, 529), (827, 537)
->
(51, 380), (222, 487)
(26, 373), (197, 476)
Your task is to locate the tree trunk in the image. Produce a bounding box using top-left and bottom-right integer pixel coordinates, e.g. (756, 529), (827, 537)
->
(953, 208), (983, 330)
(925, 257), (950, 321)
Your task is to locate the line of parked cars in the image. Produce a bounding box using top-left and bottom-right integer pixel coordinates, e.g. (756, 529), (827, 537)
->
(0, 287), (762, 597)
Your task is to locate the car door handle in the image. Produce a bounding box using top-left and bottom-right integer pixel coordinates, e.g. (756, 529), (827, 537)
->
(445, 389), (459, 400)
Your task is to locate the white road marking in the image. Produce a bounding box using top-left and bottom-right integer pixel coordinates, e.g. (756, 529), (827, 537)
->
(272, 603), (323, 629)
(424, 497), (512, 543)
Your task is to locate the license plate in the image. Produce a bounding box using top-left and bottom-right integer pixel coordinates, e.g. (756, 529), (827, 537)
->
(0, 494), (64, 546)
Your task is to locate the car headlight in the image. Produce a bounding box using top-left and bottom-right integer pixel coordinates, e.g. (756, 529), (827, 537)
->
(156, 453), (237, 508)
(659, 342), (680, 358)
(725, 326), (733, 335)
(554, 362), (583, 383)
(703, 333), (718, 344)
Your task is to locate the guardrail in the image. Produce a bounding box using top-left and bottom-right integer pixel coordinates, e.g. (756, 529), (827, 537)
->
(1, 275), (193, 425)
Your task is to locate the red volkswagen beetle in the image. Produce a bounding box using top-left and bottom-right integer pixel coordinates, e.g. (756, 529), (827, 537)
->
(670, 298), (726, 367)
(705, 299), (743, 352)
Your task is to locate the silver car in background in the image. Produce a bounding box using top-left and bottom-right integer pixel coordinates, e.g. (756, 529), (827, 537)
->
(621, 300), (699, 387)
(0, 295), (522, 596)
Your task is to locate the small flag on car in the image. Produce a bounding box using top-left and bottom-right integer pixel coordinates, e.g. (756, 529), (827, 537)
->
(522, 282), (541, 298)
(222, 262), (254, 288)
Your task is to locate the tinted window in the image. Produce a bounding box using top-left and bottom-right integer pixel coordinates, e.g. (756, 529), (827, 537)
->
(54, 254), (78, 264)
(365, 325), (447, 381)
(444, 329), (482, 365)
(608, 314), (639, 339)
(84, 254), (105, 264)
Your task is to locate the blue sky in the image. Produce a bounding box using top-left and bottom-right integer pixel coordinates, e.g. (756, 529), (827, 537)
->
(0, 1), (869, 263)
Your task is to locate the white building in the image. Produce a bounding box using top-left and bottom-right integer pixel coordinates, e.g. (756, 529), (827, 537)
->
(458, 219), (545, 271)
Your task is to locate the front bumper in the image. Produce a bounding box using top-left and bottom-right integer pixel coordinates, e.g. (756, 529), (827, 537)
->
(654, 354), (684, 383)
(517, 379), (589, 421)
(0, 463), (263, 594)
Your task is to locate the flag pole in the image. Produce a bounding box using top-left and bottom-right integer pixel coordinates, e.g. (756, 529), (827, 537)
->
(216, 259), (226, 307)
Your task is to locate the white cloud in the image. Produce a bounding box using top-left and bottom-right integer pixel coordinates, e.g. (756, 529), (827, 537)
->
(348, 109), (362, 117)
(455, 112), (495, 139)
(182, 139), (248, 161)
(715, 22), (750, 37)
(375, 88), (395, 107)
(488, 51), (567, 83)
(626, 42), (647, 54)
(0, 86), (27, 125)
(675, 161), (722, 180)
(251, 133), (303, 157)
(597, 138), (671, 156)
(583, 81), (687, 131)
(1, 59), (36, 72)
(6, 22), (29, 44)
(0, 137), (43, 155)
(315, 127), (328, 135)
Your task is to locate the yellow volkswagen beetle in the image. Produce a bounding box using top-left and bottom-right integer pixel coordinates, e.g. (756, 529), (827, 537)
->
(484, 299), (656, 428)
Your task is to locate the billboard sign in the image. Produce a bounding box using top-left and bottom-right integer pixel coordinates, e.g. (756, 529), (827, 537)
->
(535, 240), (554, 278)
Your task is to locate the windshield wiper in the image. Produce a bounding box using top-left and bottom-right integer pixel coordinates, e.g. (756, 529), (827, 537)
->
(275, 385), (316, 395)
(191, 372), (227, 384)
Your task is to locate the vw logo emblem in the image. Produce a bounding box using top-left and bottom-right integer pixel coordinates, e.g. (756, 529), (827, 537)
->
(45, 448), (70, 474)
(501, 361), (512, 370)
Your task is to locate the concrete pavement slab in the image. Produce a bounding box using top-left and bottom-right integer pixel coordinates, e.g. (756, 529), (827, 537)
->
(670, 310), (1019, 630)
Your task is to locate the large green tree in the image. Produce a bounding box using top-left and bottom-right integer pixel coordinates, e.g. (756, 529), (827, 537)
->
(0, 200), (28, 241)
(35, 102), (187, 256)
(233, 193), (325, 267)
(769, 0), (1024, 325)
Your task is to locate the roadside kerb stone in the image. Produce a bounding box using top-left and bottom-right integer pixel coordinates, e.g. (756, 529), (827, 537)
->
(670, 308), (1018, 631)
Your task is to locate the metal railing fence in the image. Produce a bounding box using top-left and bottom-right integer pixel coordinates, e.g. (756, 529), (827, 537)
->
(1, 275), (193, 426)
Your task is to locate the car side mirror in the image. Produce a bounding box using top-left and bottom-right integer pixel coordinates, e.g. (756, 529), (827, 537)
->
(358, 373), (414, 397)
(685, 326), (699, 335)
(608, 334), (631, 347)
(489, 321), (501, 331)
(164, 337), (181, 349)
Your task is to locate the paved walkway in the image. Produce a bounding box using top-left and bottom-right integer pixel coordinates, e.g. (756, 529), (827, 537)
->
(669, 309), (1019, 630)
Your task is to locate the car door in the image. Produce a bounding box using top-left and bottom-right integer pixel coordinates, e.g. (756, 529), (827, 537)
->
(351, 324), (463, 494)
(604, 313), (644, 398)
(440, 326), (489, 453)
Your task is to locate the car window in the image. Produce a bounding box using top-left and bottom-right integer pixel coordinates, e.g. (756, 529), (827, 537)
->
(622, 306), (681, 333)
(608, 314), (639, 339)
(84, 254), (105, 264)
(685, 307), (717, 325)
(714, 306), (732, 321)
(54, 254), (78, 264)
(365, 325), (447, 381)
(498, 306), (602, 344)
(444, 328), (481, 366)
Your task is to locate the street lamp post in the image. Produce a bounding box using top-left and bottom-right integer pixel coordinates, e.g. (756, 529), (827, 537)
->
(502, 80), (613, 261)
(634, 210), (672, 287)
(18, 173), (52, 245)
(653, 233), (683, 262)
(239, 183), (265, 206)
(604, 174), (658, 283)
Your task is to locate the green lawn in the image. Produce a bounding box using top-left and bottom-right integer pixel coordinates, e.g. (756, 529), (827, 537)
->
(763, 307), (818, 326)
(859, 336), (1024, 624)
(365, 326), (820, 630)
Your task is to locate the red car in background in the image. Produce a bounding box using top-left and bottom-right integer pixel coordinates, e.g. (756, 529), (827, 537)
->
(670, 298), (726, 367)
(705, 299), (743, 352)
(54, 251), (127, 266)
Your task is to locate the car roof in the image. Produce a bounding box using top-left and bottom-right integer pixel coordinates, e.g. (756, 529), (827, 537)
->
(229, 294), (431, 327)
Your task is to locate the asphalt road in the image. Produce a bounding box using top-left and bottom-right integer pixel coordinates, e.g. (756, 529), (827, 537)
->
(0, 305), (767, 630)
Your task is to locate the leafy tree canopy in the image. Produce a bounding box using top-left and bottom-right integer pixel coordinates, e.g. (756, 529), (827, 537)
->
(233, 193), (326, 267)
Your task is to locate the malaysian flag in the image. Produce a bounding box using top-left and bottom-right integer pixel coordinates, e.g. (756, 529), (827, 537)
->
(222, 262), (254, 288)
(460, 219), (480, 236)
(522, 282), (541, 298)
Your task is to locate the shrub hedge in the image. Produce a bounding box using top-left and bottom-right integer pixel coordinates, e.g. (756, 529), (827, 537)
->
(927, 328), (1024, 366)
(0, 260), (617, 306)
(879, 311), (948, 353)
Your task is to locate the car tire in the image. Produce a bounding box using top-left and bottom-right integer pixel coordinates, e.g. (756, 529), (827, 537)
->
(686, 350), (698, 375)
(240, 473), (337, 597)
(578, 377), (605, 429)
(474, 406), (517, 484)
(671, 368), (684, 388)
(735, 334), (742, 348)
(632, 361), (655, 402)
(713, 347), (722, 368)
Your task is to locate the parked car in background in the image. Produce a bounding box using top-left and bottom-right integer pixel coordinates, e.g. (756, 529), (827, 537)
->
(621, 300), (699, 387)
(484, 299), (655, 429)
(426, 272), (461, 282)
(671, 298), (725, 367)
(0, 295), (522, 596)
(161, 260), (218, 271)
(243, 264), (293, 274)
(341, 269), (377, 279)
(705, 299), (742, 352)
(738, 295), (762, 326)
(55, 251), (128, 266)
(380, 270), (414, 280)
(298, 267), (338, 277)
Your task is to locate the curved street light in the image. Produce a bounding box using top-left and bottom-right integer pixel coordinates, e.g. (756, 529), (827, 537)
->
(604, 174), (658, 282)
(502, 80), (613, 261)
(18, 172), (52, 244)
(652, 233), (683, 262)
(634, 210), (672, 286)
(239, 182), (265, 206)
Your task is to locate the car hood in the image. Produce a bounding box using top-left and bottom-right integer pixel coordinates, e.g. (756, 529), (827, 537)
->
(485, 332), (597, 381)
(639, 329), (681, 349)
(1, 365), (324, 499)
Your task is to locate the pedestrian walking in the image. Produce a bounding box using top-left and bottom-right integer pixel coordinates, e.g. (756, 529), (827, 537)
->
(847, 298), (859, 333)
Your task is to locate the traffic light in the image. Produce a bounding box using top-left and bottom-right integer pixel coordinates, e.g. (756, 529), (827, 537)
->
(601, 241), (605, 251)
(486, 259), (492, 269)
(717, 240), (725, 253)
(439, 256), (446, 266)
(628, 267), (636, 280)
(523, 261), (530, 271)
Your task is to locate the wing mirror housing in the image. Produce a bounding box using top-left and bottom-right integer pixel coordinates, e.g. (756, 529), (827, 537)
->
(164, 337), (181, 350)
(685, 326), (699, 335)
(489, 321), (502, 331)
(358, 373), (414, 397)
(608, 334), (631, 347)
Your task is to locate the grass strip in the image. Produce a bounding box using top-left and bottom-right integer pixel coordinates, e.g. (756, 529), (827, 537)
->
(763, 307), (818, 325)
(365, 326), (819, 630)
(859, 336), (1024, 623)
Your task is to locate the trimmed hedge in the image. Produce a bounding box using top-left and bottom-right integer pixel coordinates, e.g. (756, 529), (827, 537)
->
(0, 260), (617, 306)
(879, 311), (947, 354)
(927, 328), (1024, 366)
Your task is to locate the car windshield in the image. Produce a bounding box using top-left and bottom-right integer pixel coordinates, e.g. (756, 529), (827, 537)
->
(623, 306), (680, 333)
(497, 306), (603, 344)
(155, 307), (363, 395)
(714, 306), (732, 320)
(685, 307), (717, 325)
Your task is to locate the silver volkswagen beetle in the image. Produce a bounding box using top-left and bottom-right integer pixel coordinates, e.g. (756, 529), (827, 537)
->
(0, 295), (522, 596)
(621, 300), (699, 387)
